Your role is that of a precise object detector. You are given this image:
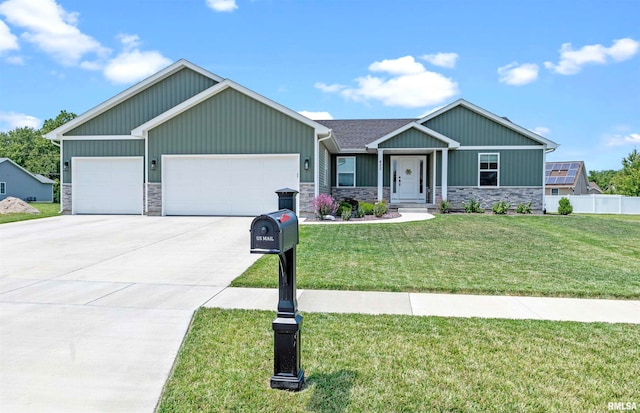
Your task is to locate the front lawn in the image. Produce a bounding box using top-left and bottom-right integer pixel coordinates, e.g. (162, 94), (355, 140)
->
(233, 214), (640, 299)
(158, 308), (640, 412)
(0, 203), (60, 224)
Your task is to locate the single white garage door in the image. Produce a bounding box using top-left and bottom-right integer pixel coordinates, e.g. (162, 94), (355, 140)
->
(162, 155), (299, 216)
(72, 157), (143, 214)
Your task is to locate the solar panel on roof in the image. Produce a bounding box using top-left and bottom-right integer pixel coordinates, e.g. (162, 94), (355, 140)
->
(567, 170), (577, 176)
(560, 163), (570, 170)
(546, 163), (554, 170)
(570, 162), (580, 169)
(547, 177), (557, 184)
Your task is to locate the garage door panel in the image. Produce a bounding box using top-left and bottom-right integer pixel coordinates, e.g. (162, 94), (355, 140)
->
(163, 155), (298, 216)
(72, 157), (143, 215)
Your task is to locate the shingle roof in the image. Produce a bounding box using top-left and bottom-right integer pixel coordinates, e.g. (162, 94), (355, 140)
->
(545, 161), (584, 186)
(316, 119), (415, 150)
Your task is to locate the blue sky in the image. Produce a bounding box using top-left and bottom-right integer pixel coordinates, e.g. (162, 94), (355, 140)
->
(1, 0), (638, 172)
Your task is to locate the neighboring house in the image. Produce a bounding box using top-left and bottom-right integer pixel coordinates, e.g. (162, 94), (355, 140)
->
(45, 59), (559, 216)
(588, 182), (603, 194)
(0, 158), (55, 202)
(545, 161), (590, 196)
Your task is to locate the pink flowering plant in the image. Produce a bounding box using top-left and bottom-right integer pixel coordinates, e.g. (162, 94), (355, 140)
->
(311, 193), (339, 219)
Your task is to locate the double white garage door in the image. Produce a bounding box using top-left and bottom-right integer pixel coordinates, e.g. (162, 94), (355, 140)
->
(72, 155), (299, 216)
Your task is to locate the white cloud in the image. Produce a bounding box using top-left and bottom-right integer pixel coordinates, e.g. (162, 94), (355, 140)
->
(545, 38), (639, 75)
(206, 0), (238, 12)
(298, 111), (333, 120)
(5, 54), (23, 64)
(315, 82), (345, 93)
(0, 111), (42, 130)
(421, 52), (458, 68)
(497, 62), (539, 86)
(532, 126), (551, 136)
(0, 0), (109, 66)
(606, 132), (640, 147)
(100, 33), (170, 84)
(0, 19), (18, 52)
(317, 56), (459, 108)
(369, 55), (425, 75)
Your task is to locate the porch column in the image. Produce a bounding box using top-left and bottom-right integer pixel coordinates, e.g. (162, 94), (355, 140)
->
(377, 149), (384, 201)
(441, 149), (448, 200)
(431, 152), (437, 204)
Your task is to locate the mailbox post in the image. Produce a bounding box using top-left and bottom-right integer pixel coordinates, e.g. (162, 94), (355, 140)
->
(250, 190), (303, 391)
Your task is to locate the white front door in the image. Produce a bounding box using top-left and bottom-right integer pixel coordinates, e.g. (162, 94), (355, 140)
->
(391, 156), (426, 203)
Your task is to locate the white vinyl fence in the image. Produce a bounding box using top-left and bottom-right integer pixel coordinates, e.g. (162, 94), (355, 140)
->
(545, 195), (640, 215)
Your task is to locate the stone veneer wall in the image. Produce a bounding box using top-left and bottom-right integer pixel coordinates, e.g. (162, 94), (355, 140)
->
(61, 183), (72, 214)
(147, 183), (162, 215)
(298, 183), (315, 213)
(330, 186), (390, 203)
(446, 187), (543, 211)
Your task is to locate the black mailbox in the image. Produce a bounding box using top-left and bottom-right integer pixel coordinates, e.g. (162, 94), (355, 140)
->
(250, 209), (299, 254)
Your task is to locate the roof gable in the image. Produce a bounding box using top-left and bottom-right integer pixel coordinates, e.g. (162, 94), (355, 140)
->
(132, 79), (331, 137)
(45, 59), (223, 140)
(0, 158), (55, 184)
(315, 119), (415, 150)
(367, 122), (460, 150)
(420, 99), (559, 149)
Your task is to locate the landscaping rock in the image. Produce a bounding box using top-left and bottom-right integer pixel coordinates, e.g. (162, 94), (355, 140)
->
(0, 197), (40, 214)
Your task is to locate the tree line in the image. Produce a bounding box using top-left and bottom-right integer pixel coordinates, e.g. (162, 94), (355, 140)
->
(589, 148), (640, 197)
(0, 110), (76, 202)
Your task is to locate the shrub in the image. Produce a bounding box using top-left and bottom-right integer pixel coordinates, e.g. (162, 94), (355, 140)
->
(336, 201), (352, 217)
(558, 197), (573, 215)
(373, 199), (389, 217)
(354, 207), (365, 218)
(462, 198), (483, 213)
(438, 199), (451, 213)
(359, 202), (374, 215)
(516, 202), (532, 214)
(310, 193), (338, 218)
(492, 200), (511, 214)
(341, 206), (352, 221)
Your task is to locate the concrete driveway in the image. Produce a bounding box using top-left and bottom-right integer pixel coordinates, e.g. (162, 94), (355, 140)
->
(0, 215), (259, 412)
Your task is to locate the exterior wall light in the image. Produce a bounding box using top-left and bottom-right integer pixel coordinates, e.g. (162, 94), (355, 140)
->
(63, 161), (69, 171)
(304, 158), (310, 170)
(151, 159), (157, 170)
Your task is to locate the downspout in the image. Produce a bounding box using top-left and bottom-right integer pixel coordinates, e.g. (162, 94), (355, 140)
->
(49, 138), (64, 213)
(315, 130), (333, 198)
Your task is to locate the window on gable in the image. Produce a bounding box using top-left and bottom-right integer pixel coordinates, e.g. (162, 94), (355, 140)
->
(0, 182), (5, 194)
(337, 156), (355, 187)
(479, 153), (499, 187)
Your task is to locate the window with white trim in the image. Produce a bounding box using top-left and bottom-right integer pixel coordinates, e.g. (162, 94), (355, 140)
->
(551, 188), (559, 195)
(479, 153), (499, 186)
(337, 156), (355, 187)
(0, 182), (5, 194)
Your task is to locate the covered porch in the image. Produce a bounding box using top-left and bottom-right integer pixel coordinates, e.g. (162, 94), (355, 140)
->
(366, 122), (460, 207)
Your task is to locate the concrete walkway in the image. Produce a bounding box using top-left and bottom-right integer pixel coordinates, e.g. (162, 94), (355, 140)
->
(205, 287), (640, 324)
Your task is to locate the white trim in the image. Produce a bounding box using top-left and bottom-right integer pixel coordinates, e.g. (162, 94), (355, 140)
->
(132, 79), (331, 137)
(336, 156), (356, 187)
(377, 150), (384, 201)
(58, 135), (142, 141)
(366, 122), (460, 149)
(418, 99), (559, 150)
(458, 145), (543, 150)
(45, 59), (224, 141)
(0, 181), (6, 194)
(478, 153), (500, 187)
(441, 149), (448, 200)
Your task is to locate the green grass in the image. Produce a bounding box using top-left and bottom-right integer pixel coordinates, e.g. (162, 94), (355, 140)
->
(158, 308), (640, 412)
(0, 203), (60, 224)
(233, 214), (640, 299)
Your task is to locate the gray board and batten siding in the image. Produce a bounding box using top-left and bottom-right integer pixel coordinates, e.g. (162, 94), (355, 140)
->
(378, 128), (449, 149)
(147, 87), (316, 183)
(62, 140), (145, 183)
(0, 159), (54, 202)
